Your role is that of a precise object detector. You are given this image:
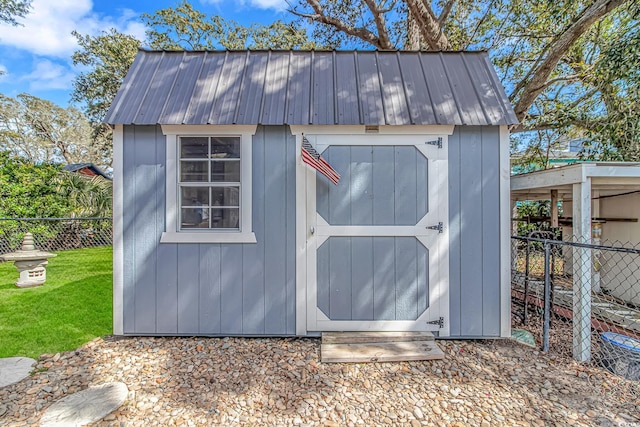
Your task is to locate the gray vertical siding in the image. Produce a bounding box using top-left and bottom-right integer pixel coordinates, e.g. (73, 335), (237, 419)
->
(123, 125), (162, 334)
(317, 146), (428, 225)
(448, 126), (502, 337)
(317, 237), (429, 321)
(122, 123), (504, 337)
(122, 125), (296, 335)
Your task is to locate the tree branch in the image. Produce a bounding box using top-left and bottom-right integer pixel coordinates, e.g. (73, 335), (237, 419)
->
(510, 116), (604, 133)
(463, 0), (498, 49)
(533, 74), (583, 92)
(363, 0), (394, 49)
(25, 113), (74, 164)
(376, 0), (399, 14)
(438, 0), (456, 26)
(512, 0), (629, 120)
(290, 0), (386, 48)
(566, 88), (599, 110)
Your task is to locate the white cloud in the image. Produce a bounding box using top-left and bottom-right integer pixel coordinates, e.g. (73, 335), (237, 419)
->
(199, 0), (287, 11)
(21, 60), (76, 91)
(249, 0), (288, 10)
(0, 0), (145, 58)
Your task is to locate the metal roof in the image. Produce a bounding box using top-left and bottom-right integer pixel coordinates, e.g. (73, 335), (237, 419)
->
(105, 50), (518, 126)
(62, 163), (112, 180)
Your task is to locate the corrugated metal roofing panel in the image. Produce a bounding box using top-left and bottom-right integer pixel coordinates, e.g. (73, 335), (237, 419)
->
(105, 53), (139, 125)
(398, 53), (436, 125)
(311, 52), (335, 125)
(261, 51), (289, 125)
(182, 51), (225, 124)
(110, 52), (162, 125)
(444, 53), (487, 126)
(286, 51), (312, 125)
(158, 52), (204, 124)
(357, 52), (385, 125)
(335, 52), (361, 125)
(482, 54), (519, 125)
(209, 52), (247, 124)
(104, 50), (518, 126)
(235, 52), (268, 124)
(133, 51), (183, 124)
(460, 53), (503, 125)
(420, 53), (461, 125)
(378, 52), (411, 125)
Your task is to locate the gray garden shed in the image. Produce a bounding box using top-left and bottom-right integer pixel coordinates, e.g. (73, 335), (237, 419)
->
(105, 49), (517, 338)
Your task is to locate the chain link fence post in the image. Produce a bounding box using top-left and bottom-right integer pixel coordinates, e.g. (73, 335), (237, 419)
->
(543, 240), (551, 352)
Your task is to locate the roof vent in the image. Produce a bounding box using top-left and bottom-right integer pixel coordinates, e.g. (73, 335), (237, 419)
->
(365, 125), (379, 133)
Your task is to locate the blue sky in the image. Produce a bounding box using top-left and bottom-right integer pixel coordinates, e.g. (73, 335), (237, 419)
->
(0, 0), (288, 107)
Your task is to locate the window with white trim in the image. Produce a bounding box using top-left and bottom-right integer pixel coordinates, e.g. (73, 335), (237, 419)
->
(160, 125), (257, 244)
(179, 136), (241, 230)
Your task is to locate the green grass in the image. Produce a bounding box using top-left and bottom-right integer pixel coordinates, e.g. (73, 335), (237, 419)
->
(0, 246), (112, 358)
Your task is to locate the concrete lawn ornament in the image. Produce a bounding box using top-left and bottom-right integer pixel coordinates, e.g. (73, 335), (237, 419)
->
(0, 233), (56, 287)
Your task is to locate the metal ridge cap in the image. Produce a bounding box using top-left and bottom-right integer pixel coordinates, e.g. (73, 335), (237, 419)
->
(135, 47), (490, 54)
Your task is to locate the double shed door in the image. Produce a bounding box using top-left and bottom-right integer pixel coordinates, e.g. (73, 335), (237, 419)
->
(301, 133), (450, 335)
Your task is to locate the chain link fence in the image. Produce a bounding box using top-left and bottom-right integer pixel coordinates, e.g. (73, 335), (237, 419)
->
(511, 233), (640, 380)
(0, 218), (112, 254)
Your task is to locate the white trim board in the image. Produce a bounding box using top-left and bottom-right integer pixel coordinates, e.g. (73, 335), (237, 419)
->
(295, 132), (308, 336)
(291, 126), (452, 159)
(290, 125), (455, 136)
(499, 125), (511, 338)
(112, 124), (124, 336)
(159, 125), (257, 244)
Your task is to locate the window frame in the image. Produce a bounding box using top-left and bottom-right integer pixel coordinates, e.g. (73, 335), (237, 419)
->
(160, 125), (257, 244)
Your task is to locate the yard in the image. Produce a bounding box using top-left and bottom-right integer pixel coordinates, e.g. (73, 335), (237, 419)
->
(1, 246), (640, 426)
(0, 246), (112, 358)
(3, 335), (640, 426)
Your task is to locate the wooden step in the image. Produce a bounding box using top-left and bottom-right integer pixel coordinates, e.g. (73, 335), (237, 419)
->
(321, 340), (444, 363)
(322, 331), (435, 344)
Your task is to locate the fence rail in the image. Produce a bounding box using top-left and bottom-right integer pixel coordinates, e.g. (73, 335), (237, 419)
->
(511, 234), (640, 380)
(0, 217), (113, 254)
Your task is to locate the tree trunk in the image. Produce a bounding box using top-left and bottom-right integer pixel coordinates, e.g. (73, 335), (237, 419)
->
(406, 8), (422, 49)
(404, 0), (451, 50)
(513, 0), (629, 121)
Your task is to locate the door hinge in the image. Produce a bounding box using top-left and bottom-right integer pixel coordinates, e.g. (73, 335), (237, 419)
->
(427, 317), (445, 328)
(425, 137), (443, 149)
(426, 222), (443, 233)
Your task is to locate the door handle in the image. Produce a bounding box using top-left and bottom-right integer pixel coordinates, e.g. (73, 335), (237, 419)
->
(310, 226), (315, 235)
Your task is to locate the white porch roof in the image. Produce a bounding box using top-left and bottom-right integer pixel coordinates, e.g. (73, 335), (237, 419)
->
(511, 162), (640, 202)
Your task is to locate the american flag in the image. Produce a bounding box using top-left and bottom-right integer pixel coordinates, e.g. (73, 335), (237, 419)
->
(301, 136), (341, 185)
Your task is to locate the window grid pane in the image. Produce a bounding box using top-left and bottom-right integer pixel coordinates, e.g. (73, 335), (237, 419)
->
(180, 160), (208, 182)
(211, 160), (240, 182)
(180, 137), (209, 159)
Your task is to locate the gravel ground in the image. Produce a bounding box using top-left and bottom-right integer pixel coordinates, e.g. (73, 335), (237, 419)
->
(1, 332), (639, 427)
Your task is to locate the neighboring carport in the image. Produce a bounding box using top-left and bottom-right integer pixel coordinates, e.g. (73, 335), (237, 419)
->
(511, 162), (640, 361)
